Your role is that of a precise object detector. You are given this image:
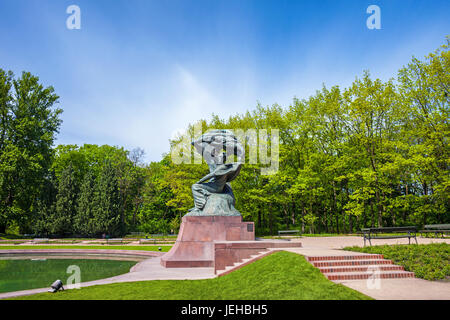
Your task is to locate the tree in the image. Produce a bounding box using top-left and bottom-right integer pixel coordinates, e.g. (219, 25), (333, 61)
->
(3, 39), (448, 237)
(0, 70), (62, 233)
(32, 173), (58, 236)
(397, 39), (449, 225)
(53, 164), (78, 235)
(75, 169), (97, 236)
(96, 161), (121, 236)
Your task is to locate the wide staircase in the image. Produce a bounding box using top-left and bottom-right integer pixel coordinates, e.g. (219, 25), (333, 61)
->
(306, 254), (415, 281)
(215, 249), (276, 276)
(214, 240), (302, 275)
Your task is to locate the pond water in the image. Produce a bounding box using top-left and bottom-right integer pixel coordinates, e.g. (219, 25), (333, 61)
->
(0, 254), (146, 293)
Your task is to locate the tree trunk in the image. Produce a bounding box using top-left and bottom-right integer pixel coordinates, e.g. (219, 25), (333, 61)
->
(376, 189), (382, 227)
(268, 204), (273, 236)
(257, 207), (262, 228)
(370, 198), (375, 227)
(423, 181), (428, 226)
(284, 205), (289, 229)
(309, 199), (313, 234)
(332, 181), (339, 233)
(403, 184), (408, 224)
(132, 201), (141, 226)
(301, 205), (305, 234)
(291, 202), (296, 225)
(362, 200), (367, 227)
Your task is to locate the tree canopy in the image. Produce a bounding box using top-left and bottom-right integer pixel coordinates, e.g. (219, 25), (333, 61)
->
(0, 39), (448, 236)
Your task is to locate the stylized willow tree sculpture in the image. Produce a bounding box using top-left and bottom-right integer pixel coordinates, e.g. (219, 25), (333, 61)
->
(187, 130), (244, 216)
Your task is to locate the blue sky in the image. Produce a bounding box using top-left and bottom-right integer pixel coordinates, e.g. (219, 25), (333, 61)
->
(0, 0), (448, 162)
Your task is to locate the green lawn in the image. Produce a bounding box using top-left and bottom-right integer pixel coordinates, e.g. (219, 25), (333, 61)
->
(11, 251), (371, 300)
(0, 259), (137, 293)
(344, 243), (450, 281)
(0, 245), (172, 252)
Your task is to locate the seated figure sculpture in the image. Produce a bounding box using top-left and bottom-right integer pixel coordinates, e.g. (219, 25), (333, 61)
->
(161, 129), (301, 269)
(186, 130), (244, 216)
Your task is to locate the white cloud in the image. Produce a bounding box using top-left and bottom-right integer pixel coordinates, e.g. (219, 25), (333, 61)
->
(57, 64), (231, 162)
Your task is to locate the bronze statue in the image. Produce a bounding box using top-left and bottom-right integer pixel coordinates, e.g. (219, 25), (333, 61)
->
(186, 130), (244, 216)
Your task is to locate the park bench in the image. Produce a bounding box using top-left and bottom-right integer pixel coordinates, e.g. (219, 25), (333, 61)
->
(33, 238), (49, 244)
(277, 230), (301, 238)
(139, 238), (157, 244)
(151, 233), (172, 241)
(420, 224), (450, 238)
(130, 232), (145, 236)
(106, 238), (123, 244)
(361, 226), (418, 246)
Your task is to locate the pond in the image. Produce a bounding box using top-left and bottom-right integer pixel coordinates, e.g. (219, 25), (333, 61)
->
(0, 253), (146, 293)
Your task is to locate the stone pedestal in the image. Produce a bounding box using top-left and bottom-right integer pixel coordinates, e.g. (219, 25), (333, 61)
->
(160, 215), (254, 268)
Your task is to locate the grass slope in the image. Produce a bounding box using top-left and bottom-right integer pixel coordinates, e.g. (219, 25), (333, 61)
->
(0, 259), (137, 293)
(345, 243), (450, 280)
(0, 245), (172, 252)
(12, 251), (371, 300)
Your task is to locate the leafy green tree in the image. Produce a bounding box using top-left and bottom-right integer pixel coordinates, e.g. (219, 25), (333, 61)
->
(0, 70), (62, 233)
(397, 39), (449, 225)
(75, 169), (97, 236)
(2, 39), (449, 237)
(53, 164), (78, 235)
(137, 158), (178, 234)
(32, 173), (58, 236)
(96, 161), (121, 236)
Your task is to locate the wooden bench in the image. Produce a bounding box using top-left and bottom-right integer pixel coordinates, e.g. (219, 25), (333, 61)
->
(139, 238), (157, 244)
(130, 232), (145, 236)
(33, 238), (49, 244)
(361, 227), (418, 246)
(106, 238), (123, 244)
(420, 224), (450, 238)
(277, 230), (301, 237)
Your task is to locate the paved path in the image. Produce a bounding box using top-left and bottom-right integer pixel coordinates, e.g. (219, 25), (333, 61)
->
(339, 278), (450, 300)
(281, 237), (450, 300)
(281, 247), (450, 299)
(1, 236), (449, 300)
(291, 235), (450, 249)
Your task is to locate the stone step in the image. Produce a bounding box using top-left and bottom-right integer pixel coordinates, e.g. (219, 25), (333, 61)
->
(217, 254), (256, 273)
(216, 250), (277, 276)
(318, 264), (404, 273)
(312, 259), (393, 267)
(222, 253), (262, 271)
(306, 253), (415, 282)
(307, 254), (384, 262)
(215, 250), (267, 272)
(238, 256), (256, 265)
(324, 270), (414, 281)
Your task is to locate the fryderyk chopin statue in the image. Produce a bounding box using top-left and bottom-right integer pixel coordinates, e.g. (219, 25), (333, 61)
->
(186, 130), (244, 216)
